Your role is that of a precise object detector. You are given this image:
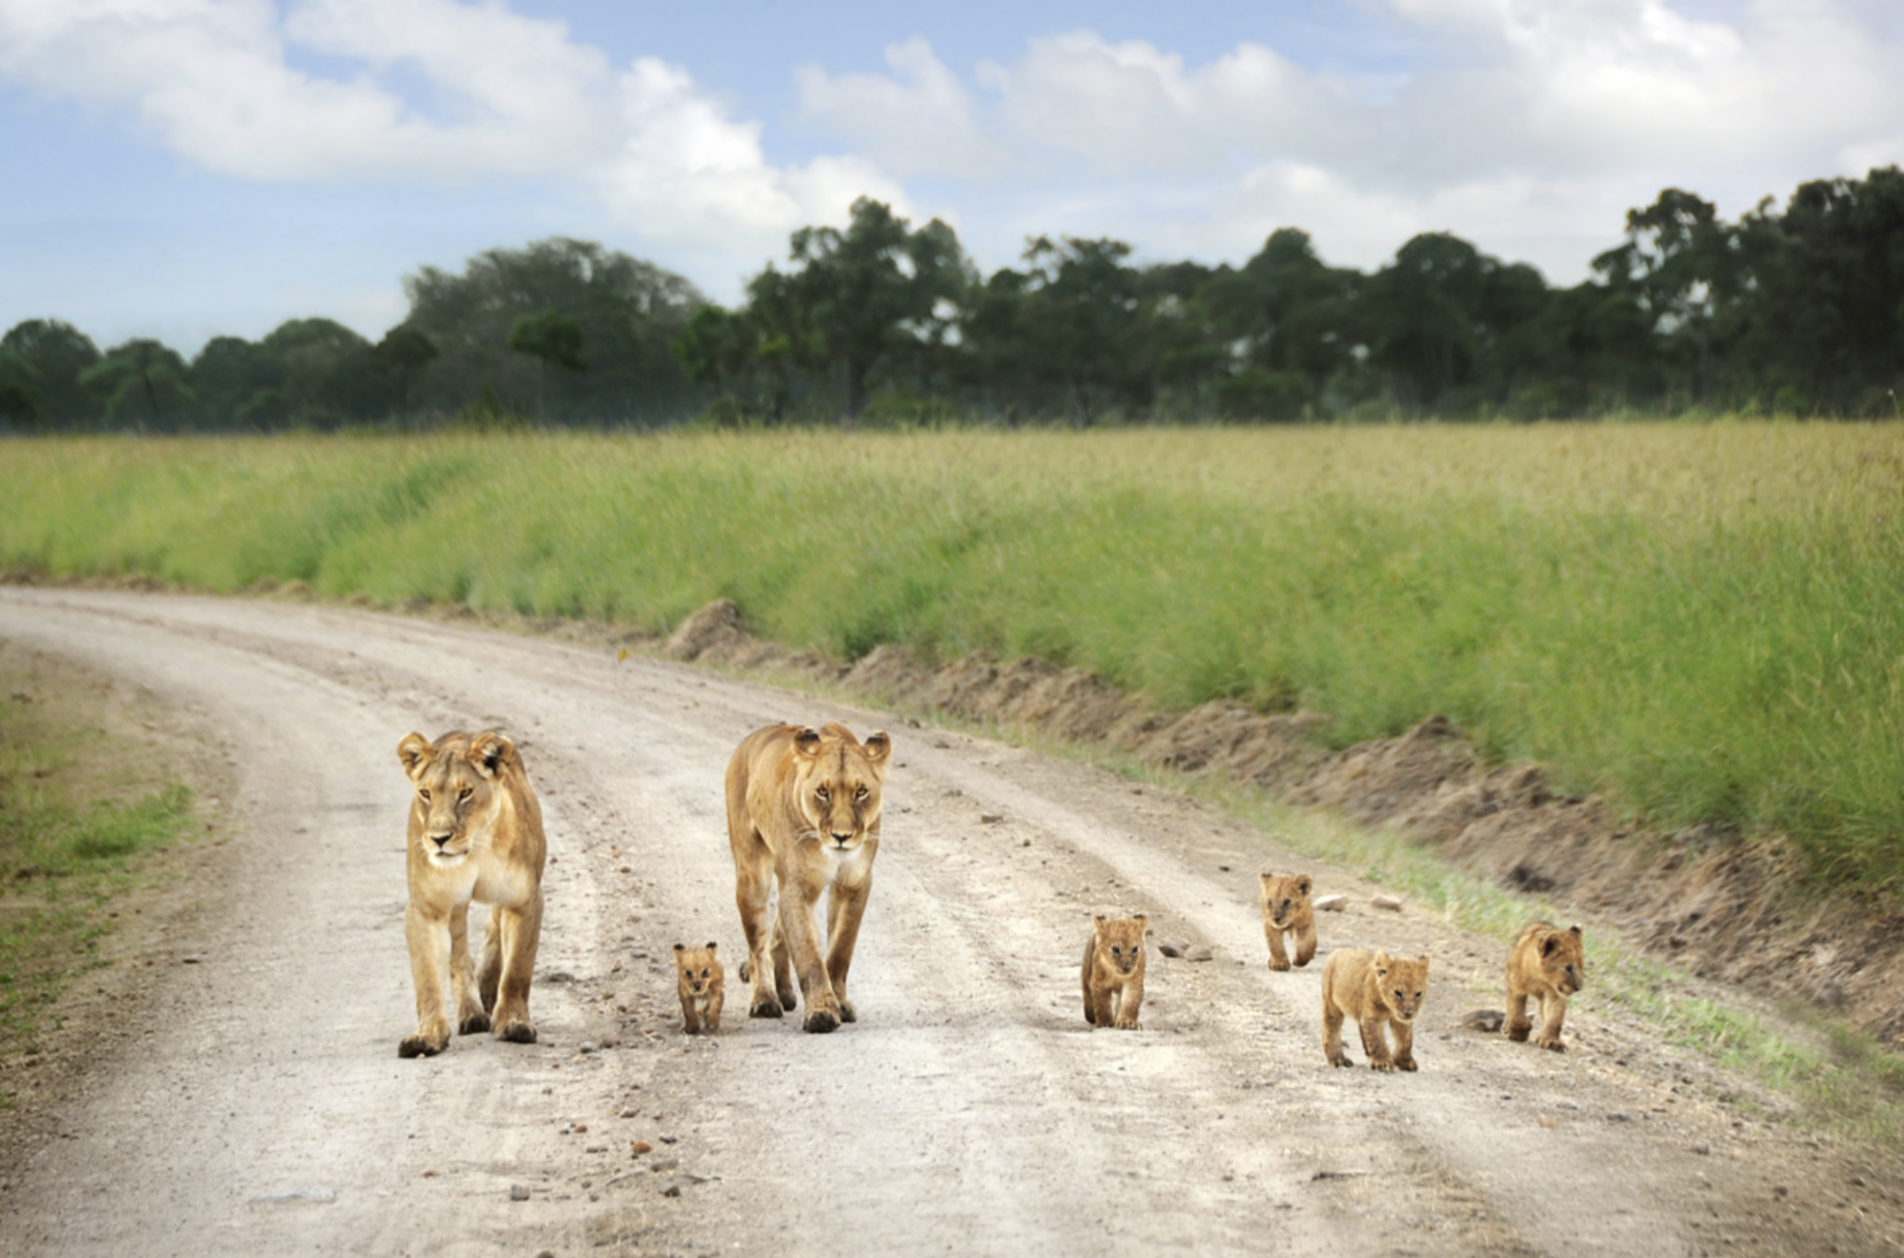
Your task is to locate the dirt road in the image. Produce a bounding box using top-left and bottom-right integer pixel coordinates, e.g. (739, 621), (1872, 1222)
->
(0, 588), (1897, 1257)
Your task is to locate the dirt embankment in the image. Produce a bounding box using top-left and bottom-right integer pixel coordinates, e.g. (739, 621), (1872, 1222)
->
(663, 598), (1904, 1045)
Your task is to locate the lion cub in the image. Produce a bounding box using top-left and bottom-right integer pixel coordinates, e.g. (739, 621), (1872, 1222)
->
(1081, 913), (1148, 1030)
(1321, 948), (1430, 1071)
(1259, 872), (1317, 970)
(673, 942), (725, 1035)
(1506, 921), (1584, 1051)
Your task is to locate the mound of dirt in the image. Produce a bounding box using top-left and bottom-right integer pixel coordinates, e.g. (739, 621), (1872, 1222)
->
(669, 599), (1904, 1045)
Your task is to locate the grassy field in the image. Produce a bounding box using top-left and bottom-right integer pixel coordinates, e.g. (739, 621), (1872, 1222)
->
(4, 422), (1902, 893)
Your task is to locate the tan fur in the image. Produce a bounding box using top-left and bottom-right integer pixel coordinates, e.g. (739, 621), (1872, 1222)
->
(1081, 913), (1149, 1030)
(395, 730), (547, 1058)
(1506, 921), (1585, 1051)
(673, 942), (725, 1035)
(1321, 948), (1430, 1072)
(725, 722), (891, 1033)
(1259, 872), (1318, 971)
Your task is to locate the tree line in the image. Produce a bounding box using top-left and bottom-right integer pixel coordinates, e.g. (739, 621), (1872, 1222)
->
(4, 167), (1901, 430)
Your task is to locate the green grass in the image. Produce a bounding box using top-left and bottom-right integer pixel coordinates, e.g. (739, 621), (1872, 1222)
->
(0, 697), (197, 1054)
(4, 423), (1904, 894)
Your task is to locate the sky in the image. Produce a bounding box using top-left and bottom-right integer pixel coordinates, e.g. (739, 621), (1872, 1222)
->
(2, 0), (1901, 356)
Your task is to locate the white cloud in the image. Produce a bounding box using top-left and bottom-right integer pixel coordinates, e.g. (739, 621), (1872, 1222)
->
(0, 0), (897, 266)
(795, 37), (1010, 180)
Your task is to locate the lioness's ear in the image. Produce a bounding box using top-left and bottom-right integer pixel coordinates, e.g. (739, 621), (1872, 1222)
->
(397, 732), (433, 780)
(1295, 876), (1313, 896)
(793, 726), (824, 758)
(469, 731), (514, 779)
(861, 730), (892, 766)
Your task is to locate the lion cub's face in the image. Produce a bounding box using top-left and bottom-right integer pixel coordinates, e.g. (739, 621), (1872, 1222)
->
(1374, 951), (1431, 1023)
(1533, 925), (1585, 994)
(793, 724), (892, 853)
(397, 730), (512, 864)
(1259, 873), (1313, 928)
(674, 943), (722, 997)
(1092, 914), (1148, 976)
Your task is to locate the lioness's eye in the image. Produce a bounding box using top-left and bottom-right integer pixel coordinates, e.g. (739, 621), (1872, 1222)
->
(855, 786), (869, 801)
(419, 789), (432, 802)
(816, 787), (830, 801)
(458, 786), (472, 800)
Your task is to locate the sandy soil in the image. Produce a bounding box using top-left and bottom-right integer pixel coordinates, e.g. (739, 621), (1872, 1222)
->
(0, 588), (1899, 1258)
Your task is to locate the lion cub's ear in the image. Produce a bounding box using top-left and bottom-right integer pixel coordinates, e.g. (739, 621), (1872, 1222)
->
(706, 941), (718, 951)
(1132, 913), (1149, 928)
(1295, 876), (1313, 896)
(397, 732), (434, 780)
(1568, 924), (1583, 938)
(793, 726), (824, 758)
(861, 731), (892, 766)
(1259, 872), (1275, 891)
(469, 731), (515, 779)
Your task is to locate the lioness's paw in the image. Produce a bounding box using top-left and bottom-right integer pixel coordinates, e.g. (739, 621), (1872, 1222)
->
(803, 1009), (841, 1034)
(1268, 958), (1291, 972)
(458, 1012), (492, 1035)
(1395, 1057), (1419, 1072)
(1326, 1051), (1353, 1069)
(749, 996), (785, 1019)
(837, 999), (857, 1023)
(494, 1019), (538, 1044)
(1506, 1022), (1532, 1042)
(1370, 1060), (1396, 1072)
(399, 1032), (448, 1058)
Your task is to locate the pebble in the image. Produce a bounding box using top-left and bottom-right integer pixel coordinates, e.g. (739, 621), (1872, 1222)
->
(1460, 1009), (1505, 1033)
(1693, 1142), (1711, 1155)
(1608, 1110), (1632, 1122)
(662, 1184), (682, 1197)
(509, 1184), (531, 1201)
(659, 1134), (678, 1144)
(980, 813), (1004, 824)
(1313, 895), (1347, 913)
(631, 1141), (653, 1155)
(579, 1042), (598, 1054)
(1185, 946), (1214, 963)
(1157, 940), (1192, 958)
(1371, 894), (1405, 912)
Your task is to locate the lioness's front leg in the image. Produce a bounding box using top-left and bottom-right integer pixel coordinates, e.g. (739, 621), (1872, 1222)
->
(734, 856), (785, 1019)
(824, 873), (872, 1023)
(451, 904), (489, 1035)
(777, 861), (841, 1033)
(402, 905), (453, 1058)
(488, 890), (542, 1044)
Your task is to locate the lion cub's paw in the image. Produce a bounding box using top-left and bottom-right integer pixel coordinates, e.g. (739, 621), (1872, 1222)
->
(1536, 1034), (1566, 1052)
(458, 1011), (492, 1035)
(494, 1019), (537, 1044)
(803, 1008), (841, 1034)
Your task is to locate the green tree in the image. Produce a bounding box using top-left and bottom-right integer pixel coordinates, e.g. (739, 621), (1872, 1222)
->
(0, 349), (41, 428)
(372, 326), (440, 419)
(507, 309), (586, 418)
(404, 237), (705, 423)
(190, 336), (282, 428)
(1593, 189), (1742, 408)
(80, 339), (195, 429)
(1204, 229), (1359, 419)
(1, 319), (101, 426)
(258, 318), (385, 428)
(758, 198), (969, 425)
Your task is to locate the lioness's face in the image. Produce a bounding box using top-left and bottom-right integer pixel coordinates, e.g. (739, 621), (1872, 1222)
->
(1374, 953), (1430, 1023)
(1261, 874), (1312, 928)
(792, 725), (891, 853)
(1540, 928), (1586, 995)
(397, 731), (511, 864)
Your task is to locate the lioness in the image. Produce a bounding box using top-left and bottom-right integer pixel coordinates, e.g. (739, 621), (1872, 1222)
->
(1321, 948), (1430, 1072)
(1081, 913), (1148, 1030)
(1259, 872), (1318, 971)
(1506, 921), (1585, 1051)
(673, 942), (725, 1035)
(725, 722), (891, 1033)
(395, 730), (546, 1058)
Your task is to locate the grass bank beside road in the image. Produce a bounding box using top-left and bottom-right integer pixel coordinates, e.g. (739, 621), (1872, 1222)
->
(4, 422), (1902, 893)
(0, 653), (198, 1062)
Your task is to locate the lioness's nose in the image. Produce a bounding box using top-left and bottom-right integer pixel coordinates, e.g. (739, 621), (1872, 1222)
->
(830, 831), (852, 846)
(429, 832), (454, 848)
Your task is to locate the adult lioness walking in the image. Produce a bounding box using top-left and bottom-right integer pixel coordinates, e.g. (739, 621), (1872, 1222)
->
(395, 729), (547, 1058)
(725, 722), (892, 1033)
